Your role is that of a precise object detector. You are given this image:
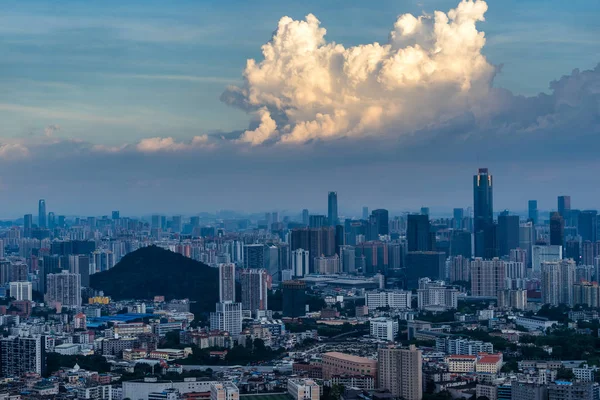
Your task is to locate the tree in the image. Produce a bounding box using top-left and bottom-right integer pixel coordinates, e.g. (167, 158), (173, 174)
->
(556, 367), (575, 381)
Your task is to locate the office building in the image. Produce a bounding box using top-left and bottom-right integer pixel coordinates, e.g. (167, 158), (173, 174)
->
(45, 271), (81, 308)
(291, 249), (310, 278)
(218, 263), (236, 303)
(453, 208), (464, 230)
(282, 280), (306, 318)
(473, 168), (496, 258)
(450, 230), (472, 258)
(309, 215), (326, 228)
(210, 302), (242, 335)
(417, 278), (459, 310)
(240, 268), (268, 313)
(0, 335), (46, 377)
(38, 199), (47, 229)
(470, 258), (506, 297)
(210, 382), (239, 400)
(370, 318), (399, 341)
(407, 214), (432, 252)
(301, 209), (309, 226)
(579, 210), (598, 242)
(377, 345), (422, 400)
(558, 195), (571, 221)
(371, 209), (389, 236)
(9, 281), (32, 301)
(365, 290), (411, 310)
(497, 213), (520, 257)
(322, 352), (377, 380)
(243, 244), (265, 269)
(528, 200), (539, 224)
(362, 207), (369, 220)
(405, 252), (445, 287)
(550, 212), (565, 247)
(328, 192), (338, 227)
(290, 227), (335, 273)
(24, 214), (33, 238)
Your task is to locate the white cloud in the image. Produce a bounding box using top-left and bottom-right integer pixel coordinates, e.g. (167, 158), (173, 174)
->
(0, 143), (30, 160)
(135, 135), (212, 153)
(223, 0), (495, 144)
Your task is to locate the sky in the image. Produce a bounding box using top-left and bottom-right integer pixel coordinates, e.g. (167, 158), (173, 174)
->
(0, 0), (599, 217)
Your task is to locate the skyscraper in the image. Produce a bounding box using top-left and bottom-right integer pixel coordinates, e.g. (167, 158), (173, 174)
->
(282, 280), (306, 317)
(291, 249), (310, 277)
(362, 207), (369, 220)
(407, 214), (432, 252)
(542, 260), (576, 306)
(558, 195), (571, 220)
(528, 200), (538, 225)
(371, 209), (389, 236)
(327, 192), (338, 227)
(473, 168), (495, 258)
(550, 212), (565, 247)
(24, 214), (33, 238)
(302, 209), (309, 226)
(38, 199), (47, 229)
(579, 210), (598, 242)
(453, 208), (464, 230)
(218, 263), (236, 303)
(240, 268), (269, 313)
(377, 345), (423, 400)
(210, 302), (242, 334)
(497, 213), (519, 257)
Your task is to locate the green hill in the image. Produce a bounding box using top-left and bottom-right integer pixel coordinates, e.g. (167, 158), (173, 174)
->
(89, 246), (219, 313)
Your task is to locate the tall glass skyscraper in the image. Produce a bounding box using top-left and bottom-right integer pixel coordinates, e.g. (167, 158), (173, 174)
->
(473, 168), (496, 258)
(38, 199), (47, 229)
(528, 200), (538, 225)
(327, 191), (338, 227)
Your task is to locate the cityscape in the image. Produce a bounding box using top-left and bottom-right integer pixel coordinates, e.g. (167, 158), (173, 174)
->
(1, 167), (600, 400)
(1, 0), (600, 400)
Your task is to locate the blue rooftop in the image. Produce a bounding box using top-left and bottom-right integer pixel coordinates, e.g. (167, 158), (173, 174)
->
(90, 313), (155, 323)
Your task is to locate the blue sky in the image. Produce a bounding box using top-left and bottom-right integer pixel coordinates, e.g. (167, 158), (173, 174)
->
(1, 0), (598, 143)
(0, 0), (599, 215)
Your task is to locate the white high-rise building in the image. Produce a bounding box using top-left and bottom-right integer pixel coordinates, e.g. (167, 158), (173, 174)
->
(9, 281), (32, 301)
(377, 345), (422, 400)
(45, 271), (81, 308)
(370, 318), (399, 341)
(291, 249), (310, 278)
(314, 255), (340, 274)
(417, 278), (458, 310)
(365, 290), (411, 309)
(218, 263), (236, 303)
(340, 246), (356, 274)
(210, 302), (242, 334)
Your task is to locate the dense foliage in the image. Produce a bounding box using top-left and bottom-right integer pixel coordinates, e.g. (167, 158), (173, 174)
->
(89, 246), (219, 313)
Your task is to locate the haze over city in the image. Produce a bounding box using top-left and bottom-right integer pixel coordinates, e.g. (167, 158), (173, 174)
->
(0, 0), (599, 215)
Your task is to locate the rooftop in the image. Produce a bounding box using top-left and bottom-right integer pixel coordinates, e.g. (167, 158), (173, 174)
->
(323, 352), (376, 364)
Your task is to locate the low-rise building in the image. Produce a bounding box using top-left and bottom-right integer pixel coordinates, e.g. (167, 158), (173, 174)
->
(288, 378), (320, 400)
(445, 355), (477, 373)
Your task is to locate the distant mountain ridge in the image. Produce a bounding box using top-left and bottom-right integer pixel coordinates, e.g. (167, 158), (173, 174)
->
(89, 246), (219, 313)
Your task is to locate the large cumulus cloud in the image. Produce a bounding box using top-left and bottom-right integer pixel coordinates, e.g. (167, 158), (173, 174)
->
(222, 0), (496, 145)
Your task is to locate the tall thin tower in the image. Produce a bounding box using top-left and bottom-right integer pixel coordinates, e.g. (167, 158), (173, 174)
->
(473, 168), (495, 258)
(38, 199), (47, 229)
(218, 263), (236, 303)
(328, 192), (338, 227)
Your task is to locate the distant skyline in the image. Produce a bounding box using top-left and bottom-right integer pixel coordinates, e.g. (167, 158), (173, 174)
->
(0, 0), (599, 214)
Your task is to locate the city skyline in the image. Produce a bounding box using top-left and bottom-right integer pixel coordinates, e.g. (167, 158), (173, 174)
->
(0, 1), (598, 213)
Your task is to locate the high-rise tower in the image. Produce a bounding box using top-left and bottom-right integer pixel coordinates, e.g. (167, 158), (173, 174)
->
(473, 168), (496, 258)
(327, 192), (338, 227)
(38, 199), (47, 229)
